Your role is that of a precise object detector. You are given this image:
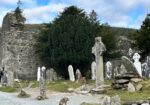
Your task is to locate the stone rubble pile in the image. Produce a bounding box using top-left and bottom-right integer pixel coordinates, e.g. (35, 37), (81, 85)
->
(112, 56), (143, 92)
(112, 73), (143, 92)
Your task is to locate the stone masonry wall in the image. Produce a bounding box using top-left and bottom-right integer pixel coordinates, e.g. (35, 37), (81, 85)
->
(0, 30), (41, 80)
(0, 12), (43, 82)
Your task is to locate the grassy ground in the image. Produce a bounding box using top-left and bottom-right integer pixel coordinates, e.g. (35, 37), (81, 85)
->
(80, 102), (99, 105)
(106, 79), (150, 104)
(1, 79), (150, 104)
(0, 86), (17, 92)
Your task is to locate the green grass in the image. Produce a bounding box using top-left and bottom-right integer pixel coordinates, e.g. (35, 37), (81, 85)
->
(18, 93), (30, 98)
(0, 86), (17, 92)
(46, 80), (82, 92)
(80, 102), (99, 105)
(106, 80), (150, 104)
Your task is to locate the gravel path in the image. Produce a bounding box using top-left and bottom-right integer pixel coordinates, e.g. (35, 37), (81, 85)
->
(0, 91), (103, 105)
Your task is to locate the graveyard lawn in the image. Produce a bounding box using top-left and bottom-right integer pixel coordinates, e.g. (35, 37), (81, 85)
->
(31, 80), (84, 92)
(80, 102), (99, 105)
(0, 86), (17, 92)
(106, 79), (150, 104)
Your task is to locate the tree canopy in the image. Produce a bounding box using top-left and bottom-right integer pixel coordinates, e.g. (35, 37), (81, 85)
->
(35, 6), (118, 78)
(14, 0), (26, 30)
(129, 14), (150, 58)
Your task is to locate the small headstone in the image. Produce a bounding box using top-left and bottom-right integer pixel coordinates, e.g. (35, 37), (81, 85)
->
(37, 67), (41, 81)
(91, 61), (96, 80)
(146, 56), (150, 78)
(120, 64), (127, 75)
(1, 71), (8, 86)
(46, 68), (58, 81)
(111, 95), (121, 105)
(133, 53), (142, 76)
(101, 96), (111, 105)
(141, 62), (147, 77)
(114, 66), (120, 77)
(68, 65), (75, 82)
(41, 66), (46, 79)
(105, 61), (112, 79)
(127, 82), (136, 92)
(75, 69), (82, 83)
(128, 48), (133, 59)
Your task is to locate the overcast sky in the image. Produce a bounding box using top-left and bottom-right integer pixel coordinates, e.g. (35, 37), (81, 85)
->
(0, 0), (150, 29)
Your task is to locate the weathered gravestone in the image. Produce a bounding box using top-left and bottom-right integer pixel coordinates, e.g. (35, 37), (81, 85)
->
(128, 48), (133, 59)
(37, 68), (47, 100)
(75, 69), (82, 83)
(101, 95), (121, 105)
(92, 37), (106, 87)
(46, 68), (58, 81)
(68, 65), (75, 82)
(146, 56), (150, 78)
(105, 61), (112, 79)
(133, 53), (142, 76)
(37, 67), (41, 82)
(91, 61), (96, 80)
(121, 56), (140, 76)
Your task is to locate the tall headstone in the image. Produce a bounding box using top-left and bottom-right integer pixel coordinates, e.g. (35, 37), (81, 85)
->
(128, 48), (133, 59)
(37, 67), (41, 81)
(41, 66), (46, 79)
(105, 61), (112, 79)
(141, 62), (147, 77)
(39, 67), (46, 99)
(146, 56), (150, 78)
(91, 61), (96, 80)
(68, 65), (75, 82)
(133, 53), (142, 76)
(92, 37), (106, 87)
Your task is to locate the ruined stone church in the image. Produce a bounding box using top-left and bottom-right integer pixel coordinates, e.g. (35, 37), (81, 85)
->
(0, 11), (42, 85)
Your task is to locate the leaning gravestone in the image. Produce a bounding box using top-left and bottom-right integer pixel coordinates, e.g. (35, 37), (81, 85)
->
(68, 65), (75, 82)
(91, 61), (96, 80)
(121, 56), (140, 77)
(92, 37), (106, 87)
(133, 53), (142, 76)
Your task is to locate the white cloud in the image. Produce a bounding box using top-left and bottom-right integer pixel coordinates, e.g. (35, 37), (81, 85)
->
(0, 0), (150, 28)
(0, 0), (17, 5)
(24, 3), (67, 24)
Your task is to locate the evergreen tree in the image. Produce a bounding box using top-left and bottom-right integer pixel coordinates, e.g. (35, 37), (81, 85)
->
(132, 14), (150, 58)
(35, 6), (98, 78)
(14, 0), (26, 30)
(35, 6), (118, 78)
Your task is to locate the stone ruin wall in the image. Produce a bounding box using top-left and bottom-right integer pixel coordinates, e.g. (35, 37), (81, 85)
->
(0, 13), (42, 81)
